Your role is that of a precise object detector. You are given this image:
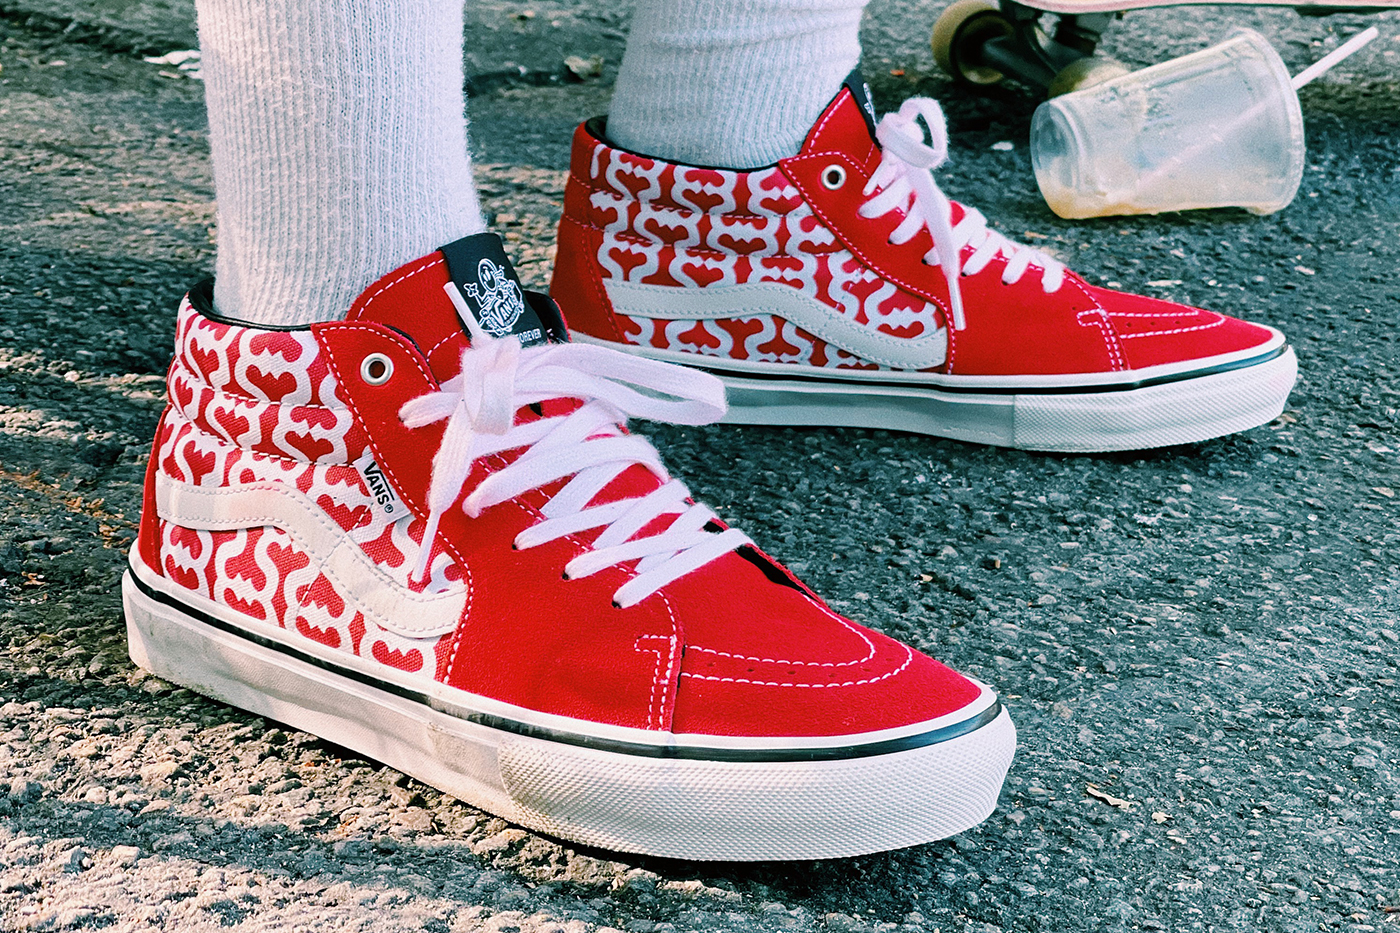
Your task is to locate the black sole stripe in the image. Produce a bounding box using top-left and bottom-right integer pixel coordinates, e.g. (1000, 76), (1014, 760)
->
(128, 567), (1003, 763)
(686, 345), (1289, 397)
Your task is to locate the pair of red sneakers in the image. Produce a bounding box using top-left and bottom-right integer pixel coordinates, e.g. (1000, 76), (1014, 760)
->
(123, 79), (1294, 860)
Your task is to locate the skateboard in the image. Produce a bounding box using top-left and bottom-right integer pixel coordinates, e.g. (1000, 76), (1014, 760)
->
(931, 0), (1396, 95)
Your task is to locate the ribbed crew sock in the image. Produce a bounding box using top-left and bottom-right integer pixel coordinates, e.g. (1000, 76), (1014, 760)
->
(195, 0), (486, 326)
(608, 0), (868, 170)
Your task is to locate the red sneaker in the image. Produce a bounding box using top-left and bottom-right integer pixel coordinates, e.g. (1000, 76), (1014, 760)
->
(123, 234), (1015, 860)
(552, 75), (1297, 452)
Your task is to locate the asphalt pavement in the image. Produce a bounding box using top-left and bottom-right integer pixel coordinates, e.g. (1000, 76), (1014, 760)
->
(0, 2), (1397, 932)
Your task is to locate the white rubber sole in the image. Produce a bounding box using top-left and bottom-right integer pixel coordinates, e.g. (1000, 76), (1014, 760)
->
(123, 566), (1016, 861)
(573, 334), (1298, 452)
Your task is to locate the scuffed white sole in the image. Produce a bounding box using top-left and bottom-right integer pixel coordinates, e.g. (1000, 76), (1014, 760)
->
(123, 566), (1016, 861)
(573, 334), (1298, 453)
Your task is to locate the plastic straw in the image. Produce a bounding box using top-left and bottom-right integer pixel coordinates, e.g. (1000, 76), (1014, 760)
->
(1291, 26), (1379, 90)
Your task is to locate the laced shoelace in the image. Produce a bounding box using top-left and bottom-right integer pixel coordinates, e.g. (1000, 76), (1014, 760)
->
(858, 97), (1067, 331)
(396, 283), (751, 608)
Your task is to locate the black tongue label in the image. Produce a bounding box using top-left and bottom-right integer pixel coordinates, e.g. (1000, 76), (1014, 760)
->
(842, 69), (878, 138)
(440, 233), (549, 348)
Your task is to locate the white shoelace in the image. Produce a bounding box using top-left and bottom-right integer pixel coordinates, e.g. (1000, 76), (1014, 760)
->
(397, 283), (751, 608)
(858, 98), (1067, 331)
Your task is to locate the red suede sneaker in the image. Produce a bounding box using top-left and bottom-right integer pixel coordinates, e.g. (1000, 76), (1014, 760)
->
(123, 233), (1015, 861)
(552, 75), (1297, 453)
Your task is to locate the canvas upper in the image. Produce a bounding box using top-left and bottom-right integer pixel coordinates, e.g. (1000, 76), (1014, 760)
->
(551, 77), (1285, 382)
(134, 236), (992, 741)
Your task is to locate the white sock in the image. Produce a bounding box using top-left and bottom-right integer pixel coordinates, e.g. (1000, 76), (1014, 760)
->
(196, 0), (486, 326)
(607, 0), (867, 170)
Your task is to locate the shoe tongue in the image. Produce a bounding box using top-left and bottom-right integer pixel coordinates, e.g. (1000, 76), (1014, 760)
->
(345, 232), (566, 382)
(799, 69), (880, 162)
(347, 240), (675, 546)
(439, 234), (553, 348)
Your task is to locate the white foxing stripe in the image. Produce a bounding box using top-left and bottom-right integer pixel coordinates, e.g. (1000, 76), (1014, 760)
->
(156, 473), (466, 638)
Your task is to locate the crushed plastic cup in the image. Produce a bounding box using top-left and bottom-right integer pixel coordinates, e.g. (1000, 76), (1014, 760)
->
(1030, 29), (1306, 219)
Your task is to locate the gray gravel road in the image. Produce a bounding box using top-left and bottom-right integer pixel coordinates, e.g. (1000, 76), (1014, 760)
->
(0, 2), (1398, 932)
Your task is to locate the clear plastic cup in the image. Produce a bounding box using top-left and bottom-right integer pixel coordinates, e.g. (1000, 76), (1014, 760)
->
(1030, 29), (1305, 219)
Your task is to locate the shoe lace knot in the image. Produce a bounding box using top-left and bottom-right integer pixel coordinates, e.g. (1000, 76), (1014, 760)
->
(396, 283), (751, 608)
(858, 97), (1067, 331)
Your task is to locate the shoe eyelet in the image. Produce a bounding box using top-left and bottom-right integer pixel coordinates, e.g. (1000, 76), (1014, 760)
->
(360, 353), (394, 386)
(821, 164), (847, 190)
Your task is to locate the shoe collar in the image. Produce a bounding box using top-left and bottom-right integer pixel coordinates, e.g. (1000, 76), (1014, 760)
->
(344, 233), (569, 384)
(796, 72), (974, 225)
(190, 234), (568, 387)
(584, 71), (884, 176)
(797, 70), (882, 172)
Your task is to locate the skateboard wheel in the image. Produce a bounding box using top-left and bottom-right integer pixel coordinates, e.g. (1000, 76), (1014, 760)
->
(1047, 57), (1131, 97)
(931, 0), (1014, 86)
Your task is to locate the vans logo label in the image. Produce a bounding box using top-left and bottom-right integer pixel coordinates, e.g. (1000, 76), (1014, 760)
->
(439, 232), (550, 348)
(355, 454), (405, 517)
(466, 257), (527, 337)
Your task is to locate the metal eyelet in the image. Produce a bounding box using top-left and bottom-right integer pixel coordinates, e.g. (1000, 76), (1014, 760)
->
(821, 164), (847, 190)
(360, 353), (394, 386)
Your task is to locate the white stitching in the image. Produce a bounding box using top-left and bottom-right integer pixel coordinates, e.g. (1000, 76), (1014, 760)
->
(426, 331), (464, 366)
(681, 642), (912, 688)
(688, 622), (876, 668)
(808, 93), (844, 143)
(355, 255), (446, 318)
(944, 309), (956, 372)
(634, 633), (676, 731)
(655, 595), (679, 730)
(787, 158), (960, 338)
(1076, 309), (1126, 371)
(321, 323), (693, 707)
(688, 600), (911, 686)
(1108, 311), (1217, 319)
(1118, 320), (1227, 339)
(314, 323), (476, 684)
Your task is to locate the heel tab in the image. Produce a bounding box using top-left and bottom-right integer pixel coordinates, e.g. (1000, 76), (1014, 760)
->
(135, 407), (171, 576)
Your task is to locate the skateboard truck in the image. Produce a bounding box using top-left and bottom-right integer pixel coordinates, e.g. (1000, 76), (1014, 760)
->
(933, 0), (1125, 95)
